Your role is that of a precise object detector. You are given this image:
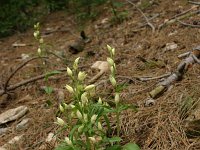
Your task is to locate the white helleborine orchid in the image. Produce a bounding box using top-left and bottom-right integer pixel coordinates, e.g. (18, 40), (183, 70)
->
(110, 66), (115, 74)
(107, 57), (114, 66)
(65, 84), (74, 93)
(78, 125), (84, 133)
(98, 122), (103, 130)
(78, 71), (87, 81)
(39, 38), (44, 44)
(84, 84), (95, 91)
(56, 117), (65, 126)
(89, 137), (96, 143)
(111, 48), (115, 56)
(65, 137), (72, 146)
(83, 113), (88, 123)
(115, 93), (120, 104)
(109, 76), (116, 87)
(107, 45), (112, 52)
(37, 48), (41, 55)
(67, 67), (73, 77)
(81, 92), (88, 105)
(91, 114), (98, 124)
(76, 110), (83, 120)
(73, 57), (80, 69)
(59, 104), (64, 112)
(69, 104), (75, 109)
(98, 97), (102, 105)
(33, 31), (39, 39)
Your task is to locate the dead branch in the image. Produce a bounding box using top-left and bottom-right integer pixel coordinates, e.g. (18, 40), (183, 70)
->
(158, 7), (199, 30)
(88, 70), (105, 84)
(177, 20), (200, 28)
(136, 72), (171, 81)
(0, 68), (67, 96)
(145, 46), (200, 106)
(126, 0), (155, 32)
(3, 56), (48, 93)
(188, 1), (200, 5)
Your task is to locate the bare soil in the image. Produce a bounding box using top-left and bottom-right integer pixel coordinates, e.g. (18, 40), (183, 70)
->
(0, 0), (200, 149)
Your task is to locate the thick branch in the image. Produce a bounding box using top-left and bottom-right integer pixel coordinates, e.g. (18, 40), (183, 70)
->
(3, 56), (48, 92)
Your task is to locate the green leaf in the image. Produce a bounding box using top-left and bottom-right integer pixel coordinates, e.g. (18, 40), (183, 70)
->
(69, 125), (81, 140)
(106, 145), (122, 150)
(103, 115), (111, 134)
(113, 2), (124, 8)
(123, 143), (140, 150)
(44, 86), (53, 94)
(55, 142), (73, 150)
(107, 137), (122, 143)
(118, 104), (138, 112)
(45, 70), (62, 80)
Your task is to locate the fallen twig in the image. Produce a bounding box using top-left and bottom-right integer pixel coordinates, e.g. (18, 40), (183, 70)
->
(3, 56), (48, 93)
(136, 72), (171, 81)
(188, 1), (200, 5)
(145, 46), (200, 106)
(158, 6), (199, 30)
(0, 68), (67, 96)
(126, 0), (155, 32)
(177, 19), (200, 28)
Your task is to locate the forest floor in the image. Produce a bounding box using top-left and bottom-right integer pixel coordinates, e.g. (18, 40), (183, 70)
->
(0, 0), (200, 149)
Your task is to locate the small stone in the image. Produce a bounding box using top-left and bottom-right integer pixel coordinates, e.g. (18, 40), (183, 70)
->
(0, 106), (28, 125)
(16, 118), (30, 131)
(45, 132), (56, 143)
(2, 135), (24, 149)
(163, 42), (178, 52)
(0, 127), (10, 136)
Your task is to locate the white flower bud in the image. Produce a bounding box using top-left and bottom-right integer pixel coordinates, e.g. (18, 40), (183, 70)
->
(81, 92), (88, 105)
(37, 48), (41, 55)
(89, 137), (96, 143)
(63, 103), (69, 109)
(56, 117), (65, 126)
(98, 122), (103, 130)
(111, 48), (115, 56)
(73, 57), (80, 69)
(115, 93), (120, 104)
(84, 84), (95, 91)
(83, 114), (88, 122)
(71, 112), (75, 118)
(39, 38), (44, 44)
(109, 76), (116, 87)
(59, 104), (64, 112)
(33, 31), (39, 39)
(69, 104), (75, 109)
(103, 102), (109, 106)
(107, 57), (114, 66)
(78, 71), (87, 81)
(110, 66), (115, 74)
(65, 84), (74, 93)
(107, 45), (112, 53)
(67, 67), (73, 77)
(76, 110), (83, 120)
(65, 137), (72, 146)
(91, 114), (98, 124)
(98, 97), (102, 105)
(78, 125), (84, 133)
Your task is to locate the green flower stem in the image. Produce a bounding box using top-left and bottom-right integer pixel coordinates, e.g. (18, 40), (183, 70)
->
(85, 133), (91, 150)
(116, 103), (120, 142)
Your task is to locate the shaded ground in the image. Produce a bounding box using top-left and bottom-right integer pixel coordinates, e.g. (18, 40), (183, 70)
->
(0, 0), (200, 149)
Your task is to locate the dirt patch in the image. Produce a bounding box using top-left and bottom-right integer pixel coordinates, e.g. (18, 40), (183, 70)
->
(0, 0), (200, 149)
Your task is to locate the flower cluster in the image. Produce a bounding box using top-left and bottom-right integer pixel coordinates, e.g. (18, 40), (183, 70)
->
(107, 45), (119, 104)
(33, 23), (45, 56)
(56, 57), (106, 149)
(55, 46), (139, 150)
